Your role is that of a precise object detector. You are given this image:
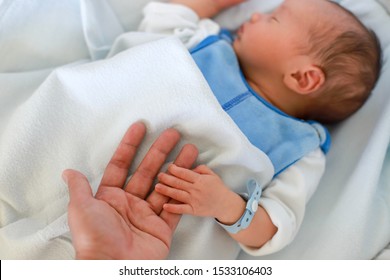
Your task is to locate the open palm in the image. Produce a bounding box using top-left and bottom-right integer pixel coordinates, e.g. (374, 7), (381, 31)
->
(64, 122), (198, 259)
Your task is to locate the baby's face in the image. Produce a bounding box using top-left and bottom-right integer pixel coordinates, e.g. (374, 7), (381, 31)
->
(233, 0), (329, 76)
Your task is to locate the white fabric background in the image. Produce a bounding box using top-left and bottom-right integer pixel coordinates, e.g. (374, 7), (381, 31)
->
(0, 0), (389, 259)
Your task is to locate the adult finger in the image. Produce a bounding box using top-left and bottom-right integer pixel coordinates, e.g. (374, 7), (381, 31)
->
(98, 122), (146, 191)
(124, 128), (181, 198)
(63, 169), (94, 206)
(160, 209), (182, 234)
(171, 143), (198, 168)
(147, 143), (198, 214)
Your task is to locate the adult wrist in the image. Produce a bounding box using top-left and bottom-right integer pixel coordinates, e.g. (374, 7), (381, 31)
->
(75, 250), (115, 260)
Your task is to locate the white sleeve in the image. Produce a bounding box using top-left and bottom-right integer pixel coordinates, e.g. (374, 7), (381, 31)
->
(240, 148), (326, 256)
(138, 2), (220, 49)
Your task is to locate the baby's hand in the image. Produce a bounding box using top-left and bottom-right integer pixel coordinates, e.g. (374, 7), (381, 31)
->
(156, 164), (232, 218)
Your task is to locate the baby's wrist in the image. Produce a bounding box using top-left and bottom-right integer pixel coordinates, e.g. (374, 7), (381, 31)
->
(215, 179), (262, 234)
(214, 191), (246, 225)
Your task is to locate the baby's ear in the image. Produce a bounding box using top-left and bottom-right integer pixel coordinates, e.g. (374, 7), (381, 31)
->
(284, 65), (325, 95)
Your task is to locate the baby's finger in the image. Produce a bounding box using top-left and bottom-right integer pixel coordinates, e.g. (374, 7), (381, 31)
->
(155, 183), (190, 204)
(167, 164), (199, 182)
(192, 164), (215, 175)
(158, 172), (193, 190)
(163, 203), (193, 215)
(147, 143), (198, 215)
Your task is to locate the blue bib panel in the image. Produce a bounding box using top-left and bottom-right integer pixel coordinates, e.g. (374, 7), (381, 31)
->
(190, 33), (331, 176)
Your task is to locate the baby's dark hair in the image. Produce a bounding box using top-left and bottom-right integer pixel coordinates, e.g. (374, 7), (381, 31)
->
(305, 2), (382, 124)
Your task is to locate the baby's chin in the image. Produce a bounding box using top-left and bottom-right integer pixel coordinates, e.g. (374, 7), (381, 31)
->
(232, 37), (240, 52)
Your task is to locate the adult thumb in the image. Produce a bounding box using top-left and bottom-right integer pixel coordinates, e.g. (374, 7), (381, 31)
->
(62, 169), (93, 204)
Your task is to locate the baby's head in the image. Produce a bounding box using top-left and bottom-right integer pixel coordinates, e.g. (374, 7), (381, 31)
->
(302, 1), (382, 123)
(234, 0), (382, 123)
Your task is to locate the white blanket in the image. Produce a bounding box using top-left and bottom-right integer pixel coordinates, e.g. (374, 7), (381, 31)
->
(0, 36), (273, 259)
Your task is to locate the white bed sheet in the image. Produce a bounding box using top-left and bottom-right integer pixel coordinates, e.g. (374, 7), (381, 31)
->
(0, 0), (389, 259)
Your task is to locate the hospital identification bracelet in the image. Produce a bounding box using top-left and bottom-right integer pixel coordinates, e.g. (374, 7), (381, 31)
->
(217, 179), (262, 234)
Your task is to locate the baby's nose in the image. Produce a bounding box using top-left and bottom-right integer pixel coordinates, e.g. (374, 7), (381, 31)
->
(250, 13), (262, 23)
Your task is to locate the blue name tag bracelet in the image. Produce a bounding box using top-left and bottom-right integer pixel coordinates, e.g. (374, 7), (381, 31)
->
(217, 179), (262, 234)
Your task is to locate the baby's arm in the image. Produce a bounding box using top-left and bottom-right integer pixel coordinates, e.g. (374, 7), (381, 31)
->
(156, 164), (277, 248)
(170, 0), (247, 18)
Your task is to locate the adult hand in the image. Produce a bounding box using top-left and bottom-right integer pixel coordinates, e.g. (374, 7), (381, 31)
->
(63, 122), (198, 259)
(170, 0), (246, 18)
